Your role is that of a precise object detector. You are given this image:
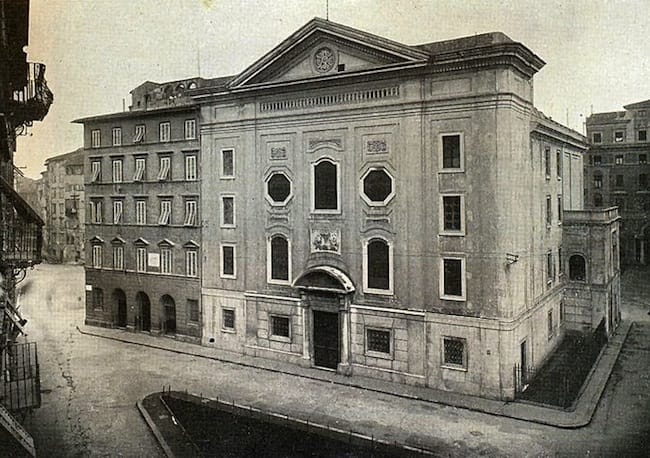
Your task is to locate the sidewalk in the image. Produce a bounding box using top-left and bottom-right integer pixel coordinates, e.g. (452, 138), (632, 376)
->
(78, 320), (633, 429)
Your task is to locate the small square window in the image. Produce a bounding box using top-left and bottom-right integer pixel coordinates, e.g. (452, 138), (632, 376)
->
(443, 337), (466, 369)
(615, 155), (624, 165)
(614, 131), (624, 143)
(270, 315), (290, 339)
(222, 308), (235, 330)
(366, 328), (391, 355)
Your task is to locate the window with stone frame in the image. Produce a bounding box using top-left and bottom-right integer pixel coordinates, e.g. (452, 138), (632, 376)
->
(135, 200), (147, 225)
(222, 308), (235, 331)
(556, 150), (562, 179)
(441, 258), (464, 299)
(361, 168), (394, 205)
(91, 160), (101, 182)
(159, 121), (171, 142)
(91, 244), (102, 269)
(313, 159), (339, 211)
(221, 149), (234, 178)
(184, 199), (197, 226)
(557, 195), (562, 223)
(269, 235), (290, 283)
(366, 328), (391, 355)
(112, 127), (122, 146)
(266, 172), (292, 205)
(187, 299), (199, 322)
(221, 196), (235, 227)
(133, 157), (146, 181)
(544, 147), (551, 178)
(441, 195), (463, 234)
(221, 244), (235, 278)
(160, 247), (173, 274)
(184, 154), (197, 181)
(441, 133), (462, 170)
(365, 238), (391, 292)
(546, 195), (552, 227)
(158, 155), (171, 181)
(270, 315), (290, 339)
(546, 251), (554, 284)
(443, 337), (466, 369)
(112, 200), (123, 224)
(185, 249), (198, 277)
(112, 245), (124, 270)
(136, 247), (147, 272)
(158, 199), (172, 225)
(184, 119), (196, 140)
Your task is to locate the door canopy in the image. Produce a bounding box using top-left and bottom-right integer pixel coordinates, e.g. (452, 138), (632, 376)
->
(292, 265), (355, 294)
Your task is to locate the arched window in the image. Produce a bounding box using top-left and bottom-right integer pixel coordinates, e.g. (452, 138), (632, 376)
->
(364, 238), (392, 293)
(268, 235), (290, 283)
(569, 255), (586, 281)
(313, 159), (338, 211)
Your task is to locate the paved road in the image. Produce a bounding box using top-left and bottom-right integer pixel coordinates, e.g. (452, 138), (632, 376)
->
(13, 264), (650, 457)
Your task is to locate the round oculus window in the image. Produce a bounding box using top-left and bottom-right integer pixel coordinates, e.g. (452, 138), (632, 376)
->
(313, 47), (336, 73)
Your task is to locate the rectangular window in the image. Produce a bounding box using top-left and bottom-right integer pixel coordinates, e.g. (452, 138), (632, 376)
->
(593, 155), (602, 166)
(615, 175), (624, 188)
(185, 154), (197, 181)
(221, 196), (235, 227)
(133, 157), (146, 181)
(92, 288), (103, 310)
(443, 337), (466, 369)
(639, 130), (648, 142)
(134, 124), (145, 143)
(222, 308), (235, 330)
(135, 200), (147, 225)
(544, 147), (551, 178)
(159, 122), (171, 142)
(366, 328), (391, 355)
(269, 236), (290, 283)
(557, 195), (562, 223)
(185, 250), (198, 277)
(92, 245), (102, 268)
(158, 200), (171, 225)
(221, 149), (234, 178)
(270, 315), (290, 338)
(640, 154), (648, 164)
(112, 127), (122, 146)
(113, 245), (124, 270)
(441, 258), (464, 300)
(558, 247), (563, 276)
(112, 159), (123, 183)
(441, 133), (463, 170)
(184, 119), (196, 140)
(547, 251), (554, 284)
(158, 156), (171, 180)
(592, 132), (602, 144)
(90, 200), (103, 224)
(112, 200), (123, 224)
(594, 174), (602, 188)
(184, 200), (197, 226)
(185, 299), (199, 323)
(548, 310), (554, 339)
(615, 154), (624, 165)
(136, 247), (147, 272)
(614, 131), (624, 143)
(91, 129), (101, 148)
(556, 150), (562, 179)
(441, 195), (463, 234)
(91, 160), (101, 182)
(221, 244), (236, 278)
(546, 195), (552, 227)
(560, 302), (564, 323)
(160, 248), (172, 274)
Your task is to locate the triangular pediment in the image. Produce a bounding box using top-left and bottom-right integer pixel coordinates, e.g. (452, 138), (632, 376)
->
(229, 18), (429, 89)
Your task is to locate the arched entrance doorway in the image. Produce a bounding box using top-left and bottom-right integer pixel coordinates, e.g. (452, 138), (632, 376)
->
(293, 266), (355, 371)
(112, 289), (127, 328)
(161, 294), (176, 334)
(136, 292), (151, 332)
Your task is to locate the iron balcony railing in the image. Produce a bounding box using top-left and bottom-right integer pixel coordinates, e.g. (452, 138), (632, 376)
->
(10, 62), (54, 126)
(1, 342), (41, 412)
(0, 176), (43, 267)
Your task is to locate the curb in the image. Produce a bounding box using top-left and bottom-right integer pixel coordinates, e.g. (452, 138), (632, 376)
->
(136, 399), (174, 458)
(79, 321), (633, 429)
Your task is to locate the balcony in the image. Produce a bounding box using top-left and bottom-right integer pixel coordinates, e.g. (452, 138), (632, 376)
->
(0, 176), (43, 268)
(10, 62), (53, 127)
(564, 206), (621, 224)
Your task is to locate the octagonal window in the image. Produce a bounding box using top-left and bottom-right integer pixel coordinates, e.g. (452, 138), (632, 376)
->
(361, 168), (394, 205)
(266, 172), (292, 205)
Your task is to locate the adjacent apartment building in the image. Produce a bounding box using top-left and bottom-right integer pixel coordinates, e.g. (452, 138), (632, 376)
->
(79, 18), (619, 401)
(584, 100), (650, 266)
(40, 148), (85, 263)
(75, 80), (205, 342)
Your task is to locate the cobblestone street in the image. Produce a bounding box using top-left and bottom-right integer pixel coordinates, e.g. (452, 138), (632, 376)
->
(13, 264), (650, 457)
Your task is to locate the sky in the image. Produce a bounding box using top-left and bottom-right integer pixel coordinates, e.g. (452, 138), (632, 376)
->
(16, 0), (649, 179)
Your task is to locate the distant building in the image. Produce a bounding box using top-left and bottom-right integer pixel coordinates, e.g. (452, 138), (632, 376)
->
(74, 78), (206, 342)
(584, 100), (650, 265)
(14, 174), (42, 218)
(40, 148), (85, 263)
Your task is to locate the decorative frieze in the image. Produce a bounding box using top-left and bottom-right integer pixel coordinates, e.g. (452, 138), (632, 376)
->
(366, 139), (388, 154)
(308, 138), (343, 150)
(260, 86), (400, 113)
(270, 146), (287, 159)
